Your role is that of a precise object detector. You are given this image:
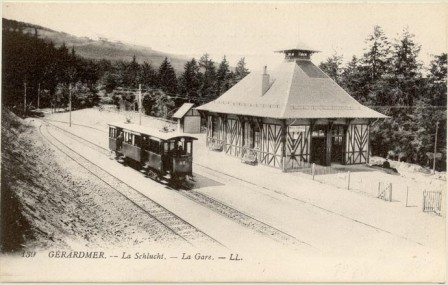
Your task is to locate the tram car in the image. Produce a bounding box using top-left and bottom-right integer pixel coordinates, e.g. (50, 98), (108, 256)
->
(108, 122), (197, 182)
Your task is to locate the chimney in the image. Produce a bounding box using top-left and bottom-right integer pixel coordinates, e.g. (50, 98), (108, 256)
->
(262, 66), (270, 96)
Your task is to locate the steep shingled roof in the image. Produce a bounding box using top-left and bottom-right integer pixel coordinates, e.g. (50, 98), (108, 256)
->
(196, 59), (387, 119)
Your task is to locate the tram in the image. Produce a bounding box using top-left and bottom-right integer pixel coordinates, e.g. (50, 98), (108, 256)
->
(108, 122), (197, 182)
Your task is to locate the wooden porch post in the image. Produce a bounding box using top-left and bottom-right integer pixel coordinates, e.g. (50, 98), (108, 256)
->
(342, 119), (353, 165)
(221, 114), (227, 153)
(238, 116), (245, 158)
(326, 121), (334, 166)
(309, 119), (315, 163)
(281, 119), (287, 172)
(367, 119), (371, 164)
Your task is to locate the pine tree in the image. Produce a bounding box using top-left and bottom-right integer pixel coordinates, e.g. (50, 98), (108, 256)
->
(339, 56), (371, 104)
(179, 58), (201, 101)
(426, 53), (447, 106)
(158, 57), (177, 95)
(362, 26), (392, 82)
(318, 51), (343, 85)
(198, 53), (217, 99)
(123, 55), (140, 88)
(140, 61), (158, 88)
(234, 57), (250, 83)
(391, 27), (422, 107)
(413, 53), (447, 168)
(216, 56), (231, 97)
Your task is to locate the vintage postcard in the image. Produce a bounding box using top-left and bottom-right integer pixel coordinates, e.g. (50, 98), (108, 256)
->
(0, 1), (446, 283)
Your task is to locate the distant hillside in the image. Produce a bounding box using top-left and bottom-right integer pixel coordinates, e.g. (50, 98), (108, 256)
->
(2, 18), (189, 73)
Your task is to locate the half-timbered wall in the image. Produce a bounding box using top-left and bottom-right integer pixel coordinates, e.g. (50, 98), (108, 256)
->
(345, 124), (369, 164)
(259, 123), (283, 168)
(285, 125), (311, 169)
(206, 113), (371, 169)
(206, 115), (225, 146)
(225, 118), (242, 157)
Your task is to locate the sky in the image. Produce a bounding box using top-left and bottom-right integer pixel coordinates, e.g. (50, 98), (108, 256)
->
(2, 2), (447, 72)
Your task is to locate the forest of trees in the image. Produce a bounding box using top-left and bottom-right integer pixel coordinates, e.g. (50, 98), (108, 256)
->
(319, 26), (446, 170)
(2, 19), (250, 119)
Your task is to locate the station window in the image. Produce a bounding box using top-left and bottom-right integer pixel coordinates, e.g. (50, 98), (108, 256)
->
(212, 117), (219, 139)
(254, 131), (261, 149)
(312, 126), (326, 138)
(332, 126), (344, 145)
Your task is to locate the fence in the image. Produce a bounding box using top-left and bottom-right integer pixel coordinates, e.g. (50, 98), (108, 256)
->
(292, 163), (447, 217)
(423, 191), (443, 215)
(290, 163), (447, 213)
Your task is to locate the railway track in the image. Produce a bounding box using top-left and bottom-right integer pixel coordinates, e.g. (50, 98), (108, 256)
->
(39, 121), (224, 249)
(178, 190), (311, 247)
(43, 119), (311, 249)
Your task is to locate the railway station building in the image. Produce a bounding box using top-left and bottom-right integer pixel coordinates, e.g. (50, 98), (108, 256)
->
(196, 43), (387, 171)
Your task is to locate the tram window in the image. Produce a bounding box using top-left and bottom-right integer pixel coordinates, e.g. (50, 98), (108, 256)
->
(186, 142), (192, 154)
(141, 136), (149, 150)
(169, 141), (175, 151)
(109, 128), (116, 138)
(124, 132), (132, 144)
(149, 139), (159, 153)
(177, 141), (186, 155)
(134, 135), (141, 147)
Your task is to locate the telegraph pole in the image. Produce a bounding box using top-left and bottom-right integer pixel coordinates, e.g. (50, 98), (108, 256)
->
(69, 83), (72, 127)
(139, 84), (142, 125)
(433, 121), (439, 174)
(37, 83), (41, 109)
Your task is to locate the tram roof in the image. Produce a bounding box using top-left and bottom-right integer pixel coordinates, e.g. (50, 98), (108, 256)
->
(108, 122), (198, 141)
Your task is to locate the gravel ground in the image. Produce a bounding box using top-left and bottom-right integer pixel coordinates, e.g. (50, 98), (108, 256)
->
(1, 109), (186, 253)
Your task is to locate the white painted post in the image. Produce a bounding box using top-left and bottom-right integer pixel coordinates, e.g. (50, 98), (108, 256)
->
(423, 191), (426, 212)
(312, 163), (315, 180)
(406, 186), (409, 207)
(347, 171), (351, 190)
(389, 183), (392, 202)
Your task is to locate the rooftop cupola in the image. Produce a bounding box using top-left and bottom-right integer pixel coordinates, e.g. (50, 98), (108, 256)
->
(276, 41), (320, 61)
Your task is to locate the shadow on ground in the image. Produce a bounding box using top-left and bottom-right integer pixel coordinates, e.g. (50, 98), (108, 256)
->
(190, 173), (224, 190)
